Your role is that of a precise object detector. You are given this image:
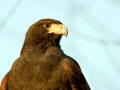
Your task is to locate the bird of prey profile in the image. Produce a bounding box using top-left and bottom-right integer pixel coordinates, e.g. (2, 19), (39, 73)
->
(0, 18), (91, 90)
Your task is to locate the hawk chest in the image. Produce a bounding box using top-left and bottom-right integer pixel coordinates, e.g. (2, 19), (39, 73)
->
(8, 47), (69, 90)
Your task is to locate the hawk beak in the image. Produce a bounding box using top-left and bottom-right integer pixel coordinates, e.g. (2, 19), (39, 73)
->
(47, 24), (68, 37)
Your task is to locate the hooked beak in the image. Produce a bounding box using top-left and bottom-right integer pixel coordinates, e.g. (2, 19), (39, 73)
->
(47, 23), (68, 37)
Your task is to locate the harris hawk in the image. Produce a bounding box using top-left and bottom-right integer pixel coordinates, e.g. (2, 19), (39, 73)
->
(0, 18), (91, 90)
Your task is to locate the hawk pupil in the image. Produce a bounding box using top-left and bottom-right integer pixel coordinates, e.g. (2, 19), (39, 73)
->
(45, 23), (50, 28)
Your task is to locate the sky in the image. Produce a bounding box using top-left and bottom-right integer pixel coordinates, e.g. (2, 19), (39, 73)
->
(0, 0), (120, 90)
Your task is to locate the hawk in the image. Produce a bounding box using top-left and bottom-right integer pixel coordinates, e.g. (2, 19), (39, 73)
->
(0, 18), (90, 90)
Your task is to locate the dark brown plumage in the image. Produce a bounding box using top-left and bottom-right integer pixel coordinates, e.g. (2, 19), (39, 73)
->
(0, 18), (90, 90)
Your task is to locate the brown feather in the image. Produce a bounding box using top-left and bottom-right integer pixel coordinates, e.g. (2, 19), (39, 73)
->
(63, 58), (91, 90)
(0, 72), (9, 90)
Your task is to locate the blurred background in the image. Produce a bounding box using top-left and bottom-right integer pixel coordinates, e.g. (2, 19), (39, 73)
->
(0, 0), (120, 90)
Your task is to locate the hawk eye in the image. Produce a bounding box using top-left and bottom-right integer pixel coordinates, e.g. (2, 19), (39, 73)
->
(44, 23), (51, 28)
